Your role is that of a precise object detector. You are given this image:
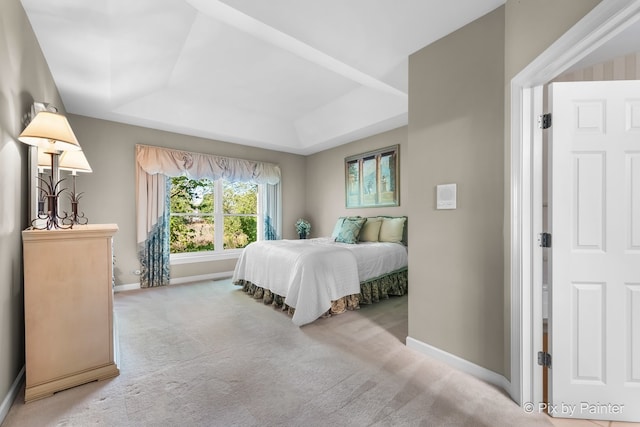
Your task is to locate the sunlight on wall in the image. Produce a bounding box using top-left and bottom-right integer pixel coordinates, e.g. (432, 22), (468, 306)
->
(0, 138), (20, 235)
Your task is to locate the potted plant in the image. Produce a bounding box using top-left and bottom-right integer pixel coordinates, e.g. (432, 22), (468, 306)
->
(295, 218), (311, 239)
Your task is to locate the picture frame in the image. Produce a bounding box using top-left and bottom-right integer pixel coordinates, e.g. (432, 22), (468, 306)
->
(345, 145), (399, 208)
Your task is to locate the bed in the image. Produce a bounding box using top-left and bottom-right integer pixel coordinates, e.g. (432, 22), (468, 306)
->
(232, 216), (408, 326)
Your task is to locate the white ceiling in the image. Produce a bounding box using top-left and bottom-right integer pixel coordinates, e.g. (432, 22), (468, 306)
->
(21, 0), (504, 155)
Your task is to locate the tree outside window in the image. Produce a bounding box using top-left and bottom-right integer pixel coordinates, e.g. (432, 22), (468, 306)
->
(169, 176), (258, 253)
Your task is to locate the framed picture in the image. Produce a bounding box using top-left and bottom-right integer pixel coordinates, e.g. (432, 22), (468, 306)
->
(345, 145), (399, 208)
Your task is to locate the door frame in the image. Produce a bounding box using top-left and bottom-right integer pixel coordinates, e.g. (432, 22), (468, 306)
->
(510, 0), (640, 406)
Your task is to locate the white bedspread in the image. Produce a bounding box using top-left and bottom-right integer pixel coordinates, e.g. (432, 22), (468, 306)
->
(232, 238), (407, 326)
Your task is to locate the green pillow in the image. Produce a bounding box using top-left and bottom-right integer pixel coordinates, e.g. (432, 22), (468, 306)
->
(331, 217), (346, 239)
(335, 217), (367, 244)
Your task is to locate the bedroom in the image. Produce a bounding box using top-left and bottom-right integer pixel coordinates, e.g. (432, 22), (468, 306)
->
(4, 0), (638, 425)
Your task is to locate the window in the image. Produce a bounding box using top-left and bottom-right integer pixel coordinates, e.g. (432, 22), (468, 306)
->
(169, 176), (260, 254)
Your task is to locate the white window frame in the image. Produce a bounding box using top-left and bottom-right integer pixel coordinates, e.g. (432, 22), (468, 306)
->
(170, 180), (263, 265)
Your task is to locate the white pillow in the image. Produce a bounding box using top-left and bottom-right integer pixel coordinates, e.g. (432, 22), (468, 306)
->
(378, 217), (406, 243)
(359, 217), (382, 242)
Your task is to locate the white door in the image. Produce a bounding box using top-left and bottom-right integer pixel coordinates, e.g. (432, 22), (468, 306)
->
(549, 80), (640, 422)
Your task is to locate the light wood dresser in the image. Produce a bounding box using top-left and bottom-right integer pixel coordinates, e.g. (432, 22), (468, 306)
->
(22, 224), (120, 402)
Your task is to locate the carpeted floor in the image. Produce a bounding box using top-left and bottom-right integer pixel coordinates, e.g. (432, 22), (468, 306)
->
(2, 279), (551, 426)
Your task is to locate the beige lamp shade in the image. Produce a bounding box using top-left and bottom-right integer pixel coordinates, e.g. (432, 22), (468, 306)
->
(37, 148), (92, 173)
(58, 149), (92, 173)
(19, 111), (81, 153)
(37, 148), (53, 169)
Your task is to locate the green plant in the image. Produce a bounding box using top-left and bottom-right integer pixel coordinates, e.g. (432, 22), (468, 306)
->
(295, 218), (311, 236)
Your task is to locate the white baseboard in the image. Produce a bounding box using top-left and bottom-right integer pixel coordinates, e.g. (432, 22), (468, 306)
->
(114, 282), (141, 292)
(0, 366), (24, 425)
(406, 336), (512, 396)
(114, 271), (234, 292)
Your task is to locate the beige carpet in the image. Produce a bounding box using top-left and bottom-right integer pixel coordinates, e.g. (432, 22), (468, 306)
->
(2, 279), (551, 427)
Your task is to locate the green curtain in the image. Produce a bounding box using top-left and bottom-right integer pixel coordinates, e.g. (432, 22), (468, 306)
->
(137, 176), (170, 288)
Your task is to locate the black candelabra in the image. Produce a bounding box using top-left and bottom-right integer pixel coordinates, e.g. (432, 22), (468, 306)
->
(31, 173), (72, 230)
(66, 173), (88, 225)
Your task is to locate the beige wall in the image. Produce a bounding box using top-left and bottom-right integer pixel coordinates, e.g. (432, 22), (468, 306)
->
(407, 0), (602, 378)
(66, 115), (307, 285)
(69, 118), (406, 286)
(408, 6), (506, 375)
(305, 126), (408, 237)
(556, 52), (640, 81)
(0, 0), (66, 412)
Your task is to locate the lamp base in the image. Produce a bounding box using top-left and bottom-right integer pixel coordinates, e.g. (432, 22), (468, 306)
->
(31, 176), (73, 230)
(31, 202), (73, 230)
(68, 200), (88, 225)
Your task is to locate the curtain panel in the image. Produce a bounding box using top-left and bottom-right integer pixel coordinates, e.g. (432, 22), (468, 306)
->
(262, 183), (282, 240)
(136, 144), (281, 184)
(135, 144), (281, 287)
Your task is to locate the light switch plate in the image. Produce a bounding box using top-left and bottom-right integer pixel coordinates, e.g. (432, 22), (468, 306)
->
(437, 184), (457, 210)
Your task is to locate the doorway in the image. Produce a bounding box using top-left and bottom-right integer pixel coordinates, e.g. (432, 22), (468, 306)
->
(544, 80), (640, 421)
(510, 0), (640, 417)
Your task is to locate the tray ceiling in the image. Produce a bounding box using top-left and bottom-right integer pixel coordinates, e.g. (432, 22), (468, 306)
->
(21, 0), (504, 154)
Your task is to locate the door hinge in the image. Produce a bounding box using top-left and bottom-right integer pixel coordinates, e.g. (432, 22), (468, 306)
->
(538, 351), (552, 368)
(539, 232), (551, 248)
(538, 113), (552, 129)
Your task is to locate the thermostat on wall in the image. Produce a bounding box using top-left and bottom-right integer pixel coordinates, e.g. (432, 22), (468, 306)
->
(436, 184), (457, 210)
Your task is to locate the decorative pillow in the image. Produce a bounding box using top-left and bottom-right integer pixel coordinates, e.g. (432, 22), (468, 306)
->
(378, 217), (406, 243)
(359, 217), (383, 242)
(331, 217), (346, 239)
(335, 217), (367, 244)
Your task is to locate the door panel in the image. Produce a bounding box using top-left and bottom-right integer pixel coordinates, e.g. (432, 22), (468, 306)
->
(628, 154), (640, 250)
(573, 152), (605, 250)
(550, 80), (640, 422)
(572, 282), (605, 382)
(629, 285), (640, 383)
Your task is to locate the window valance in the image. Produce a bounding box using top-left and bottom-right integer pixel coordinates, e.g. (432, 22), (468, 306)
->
(136, 144), (281, 185)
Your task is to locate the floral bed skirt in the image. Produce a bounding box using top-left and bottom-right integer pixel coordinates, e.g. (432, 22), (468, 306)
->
(234, 268), (408, 321)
